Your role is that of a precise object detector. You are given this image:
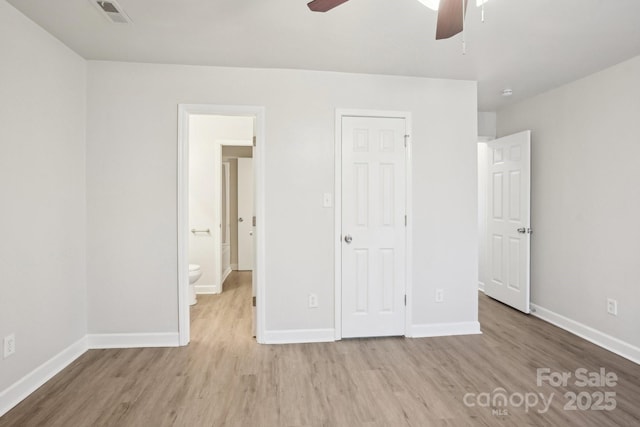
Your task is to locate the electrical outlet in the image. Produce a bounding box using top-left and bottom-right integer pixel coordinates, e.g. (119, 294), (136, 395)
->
(3, 334), (15, 359)
(308, 293), (319, 308)
(607, 298), (618, 316)
(435, 289), (444, 303)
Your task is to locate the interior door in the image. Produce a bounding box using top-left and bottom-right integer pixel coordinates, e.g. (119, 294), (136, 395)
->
(237, 157), (254, 271)
(341, 116), (406, 338)
(485, 130), (531, 313)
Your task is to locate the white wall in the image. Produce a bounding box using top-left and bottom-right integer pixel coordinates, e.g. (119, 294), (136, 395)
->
(86, 61), (478, 336)
(478, 112), (497, 139)
(0, 1), (86, 392)
(497, 55), (640, 350)
(189, 115), (253, 293)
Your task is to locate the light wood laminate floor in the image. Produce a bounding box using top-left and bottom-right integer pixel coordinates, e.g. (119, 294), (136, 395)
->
(2, 272), (639, 426)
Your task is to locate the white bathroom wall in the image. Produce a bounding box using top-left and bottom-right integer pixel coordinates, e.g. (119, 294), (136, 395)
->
(189, 115), (253, 293)
(497, 55), (640, 354)
(0, 0), (87, 399)
(86, 61), (478, 337)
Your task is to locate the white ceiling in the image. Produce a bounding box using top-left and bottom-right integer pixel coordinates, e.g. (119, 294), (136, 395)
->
(8, 0), (640, 110)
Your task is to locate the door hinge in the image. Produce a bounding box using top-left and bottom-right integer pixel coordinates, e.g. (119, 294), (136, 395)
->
(252, 136), (257, 147)
(404, 134), (410, 147)
(404, 215), (407, 227)
(252, 296), (256, 307)
(252, 216), (256, 227)
(404, 294), (407, 306)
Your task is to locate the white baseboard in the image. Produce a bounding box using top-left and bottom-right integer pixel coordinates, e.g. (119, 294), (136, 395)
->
(478, 281), (485, 292)
(0, 336), (88, 417)
(1, 332), (181, 416)
(409, 321), (482, 338)
(87, 333), (180, 349)
(263, 328), (335, 344)
(531, 304), (640, 365)
(195, 284), (219, 295)
(221, 267), (232, 285)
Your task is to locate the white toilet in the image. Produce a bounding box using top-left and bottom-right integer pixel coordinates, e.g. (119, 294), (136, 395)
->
(188, 264), (202, 305)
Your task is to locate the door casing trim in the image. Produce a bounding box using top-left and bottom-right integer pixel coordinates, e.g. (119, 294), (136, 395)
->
(334, 109), (413, 340)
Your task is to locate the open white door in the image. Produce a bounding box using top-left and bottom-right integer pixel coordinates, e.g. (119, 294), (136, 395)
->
(485, 130), (531, 313)
(341, 116), (407, 338)
(237, 158), (254, 271)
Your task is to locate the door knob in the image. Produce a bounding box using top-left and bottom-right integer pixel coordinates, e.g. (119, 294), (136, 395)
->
(344, 234), (353, 244)
(517, 227), (526, 233)
(239, 217), (244, 222)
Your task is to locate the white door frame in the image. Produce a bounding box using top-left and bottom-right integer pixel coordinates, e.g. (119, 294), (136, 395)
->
(177, 104), (266, 345)
(334, 109), (413, 340)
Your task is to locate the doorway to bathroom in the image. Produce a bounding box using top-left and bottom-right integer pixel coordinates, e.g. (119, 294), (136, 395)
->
(178, 105), (265, 345)
(188, 120), (253, 296)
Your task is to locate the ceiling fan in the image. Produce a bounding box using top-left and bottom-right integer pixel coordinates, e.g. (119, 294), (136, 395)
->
(307, 0), (469, 40)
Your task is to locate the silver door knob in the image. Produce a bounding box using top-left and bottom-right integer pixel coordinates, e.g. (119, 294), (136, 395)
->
(517, 227), (526, 234)
(344, 234), (353, 244)
(239, 217), (244, 222)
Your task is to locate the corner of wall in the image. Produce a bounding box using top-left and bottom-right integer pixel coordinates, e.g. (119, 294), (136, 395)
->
(0, 337), (88, 417)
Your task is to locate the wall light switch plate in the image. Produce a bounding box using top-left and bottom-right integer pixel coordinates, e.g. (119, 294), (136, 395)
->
(3, 334), (15, 359)
(308, 293), (319, 308)
(323, 193), (332, 208)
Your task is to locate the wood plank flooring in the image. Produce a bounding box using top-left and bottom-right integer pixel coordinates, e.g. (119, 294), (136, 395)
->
(2, 272), (639, 426)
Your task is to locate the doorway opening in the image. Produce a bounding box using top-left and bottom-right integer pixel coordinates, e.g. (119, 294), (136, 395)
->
(477, 131), (532, 314)
(178, 105), (265, 345)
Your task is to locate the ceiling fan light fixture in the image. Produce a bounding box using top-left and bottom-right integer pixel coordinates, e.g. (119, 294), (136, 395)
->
(417, 0), (440, 11)
(418, 0), (488, 11)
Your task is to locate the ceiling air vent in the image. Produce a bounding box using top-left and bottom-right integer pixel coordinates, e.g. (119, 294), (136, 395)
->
(91, 0), (132, 24)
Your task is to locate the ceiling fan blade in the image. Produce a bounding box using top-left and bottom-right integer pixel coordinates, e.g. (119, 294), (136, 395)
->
(307, 0), (350, 12)
(436, 0), (468, 40)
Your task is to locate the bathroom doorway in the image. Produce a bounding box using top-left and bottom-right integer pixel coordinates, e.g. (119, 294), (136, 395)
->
(178, 105), (265, 345)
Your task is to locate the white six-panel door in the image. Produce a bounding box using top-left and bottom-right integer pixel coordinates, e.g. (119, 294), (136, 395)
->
(341, 116), (406, 338)
(485, 131), (531, 313)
